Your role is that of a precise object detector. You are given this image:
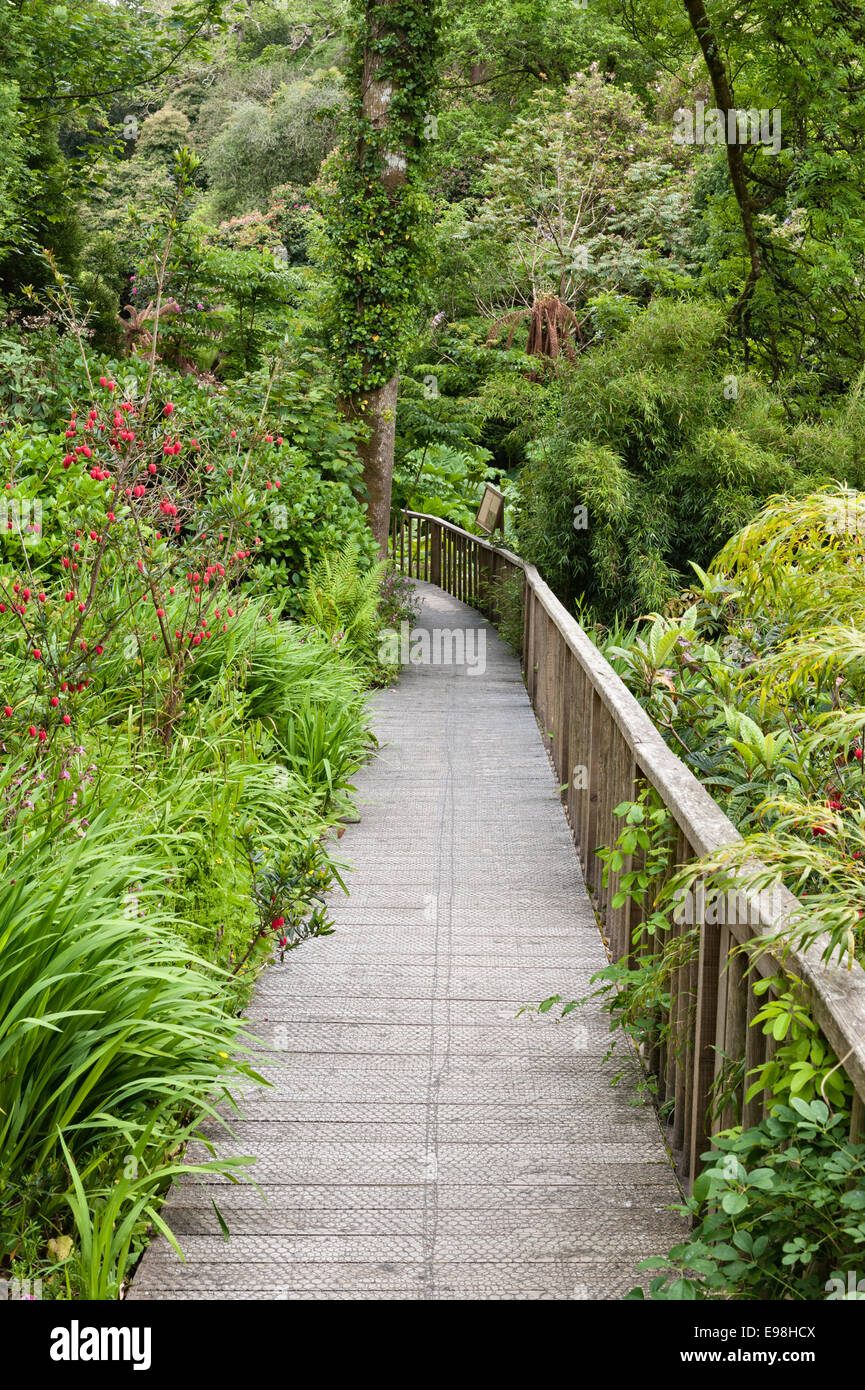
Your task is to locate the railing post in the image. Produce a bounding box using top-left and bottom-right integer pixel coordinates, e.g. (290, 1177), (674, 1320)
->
(430, 524), (441, 587)
(688, 902), (723, 1184)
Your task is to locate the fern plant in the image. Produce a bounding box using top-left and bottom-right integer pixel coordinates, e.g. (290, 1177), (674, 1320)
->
(300, 542), (386, 667)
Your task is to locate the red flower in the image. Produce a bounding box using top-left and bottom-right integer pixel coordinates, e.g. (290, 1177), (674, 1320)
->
(62, 714), (71, 725)
(28, 725), (36, 738)
(32, 648), (41, 661)
(163, 402), (175, 415)
(50, 696), (59, 707)
(2, 705), (11, 717)
(271, 916), (285, 929)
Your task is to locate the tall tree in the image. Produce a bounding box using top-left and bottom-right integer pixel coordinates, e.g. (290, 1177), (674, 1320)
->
(681, 0), (762, 324)
(621, 0), (865, 390)
(324, 0), (442, 554)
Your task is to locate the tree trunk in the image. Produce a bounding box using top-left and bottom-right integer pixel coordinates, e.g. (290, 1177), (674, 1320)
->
(347, 3), (408, 558)
(682, 0), (762, 323)
(344, 374), (399, 555)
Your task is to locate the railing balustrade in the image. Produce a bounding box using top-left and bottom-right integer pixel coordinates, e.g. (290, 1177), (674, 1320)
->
(391, 509), (865, 1186)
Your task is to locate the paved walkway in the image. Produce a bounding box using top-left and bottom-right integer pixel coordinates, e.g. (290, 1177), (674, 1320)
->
(130, 581), (683, 1300)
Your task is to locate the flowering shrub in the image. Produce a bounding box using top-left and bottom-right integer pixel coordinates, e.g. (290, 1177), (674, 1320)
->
(0, 154), (380, 1297)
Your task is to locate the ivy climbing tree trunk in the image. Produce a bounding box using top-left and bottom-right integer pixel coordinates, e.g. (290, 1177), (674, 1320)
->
(325, 0), (441, 557)
(348, 32), (403, 554)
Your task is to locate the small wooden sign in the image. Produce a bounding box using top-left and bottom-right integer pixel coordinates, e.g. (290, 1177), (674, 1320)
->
(475, 482), (505, 534)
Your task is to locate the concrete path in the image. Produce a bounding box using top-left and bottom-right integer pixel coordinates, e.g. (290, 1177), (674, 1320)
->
(130, 581), (684, 1300)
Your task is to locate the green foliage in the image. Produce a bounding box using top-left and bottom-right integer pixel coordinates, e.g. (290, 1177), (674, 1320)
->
(0, 82), (28, 265)
(645, 0), (865, 391)
(532, 790), (688, 1100)
(301, 541), (386, 667)
(515, 299), (865, 618)
(747, 975), (852, 1112)
(492, 570), (524, 653)
(602, 489), (865, 967)
(629, 1102), (865, 1301)
(455, 72), (695, 322)
(320, 0), (443, 399)
(0, 0), (231, 296)
(0, 198), (377, 1296)
(205, 78), (345, 218)
(0, 804), (259, 1291)
(393, 444), (494, 529)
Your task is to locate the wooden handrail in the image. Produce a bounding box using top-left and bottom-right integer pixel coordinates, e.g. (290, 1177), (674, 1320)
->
(391, 508), (865, 1185)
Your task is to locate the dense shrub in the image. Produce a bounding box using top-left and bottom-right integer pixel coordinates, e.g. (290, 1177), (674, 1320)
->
(515, 299), (865, 618)
(205, 79), (344, 219)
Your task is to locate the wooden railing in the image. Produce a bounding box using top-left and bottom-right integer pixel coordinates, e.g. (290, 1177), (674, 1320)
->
(389, 508), (522, 612)
(391, 509), (865, 1187)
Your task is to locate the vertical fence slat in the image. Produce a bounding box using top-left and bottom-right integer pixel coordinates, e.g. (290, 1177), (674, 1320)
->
(741, 981), (764, 1131)
(688, 888), (722, 1184)
(720, 948), (748, 1132)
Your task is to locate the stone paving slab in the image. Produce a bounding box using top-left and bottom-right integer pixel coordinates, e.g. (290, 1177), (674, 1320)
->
(129, 581), (683, 1302)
